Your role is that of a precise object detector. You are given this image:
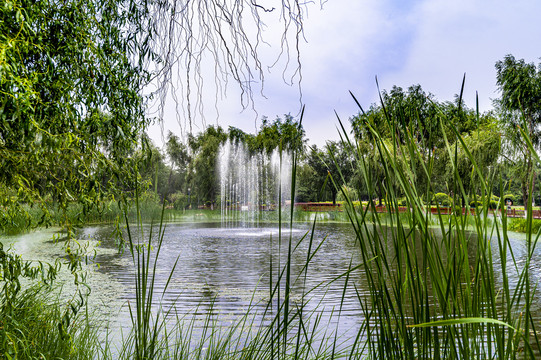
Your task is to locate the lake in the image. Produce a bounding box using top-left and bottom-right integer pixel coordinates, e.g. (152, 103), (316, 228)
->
(3, 219), (541, 355)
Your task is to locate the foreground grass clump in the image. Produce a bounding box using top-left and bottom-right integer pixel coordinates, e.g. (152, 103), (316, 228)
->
(0, 274), (100, 360)
(0, 287), (99, 359)
(328, 89), (541, 358)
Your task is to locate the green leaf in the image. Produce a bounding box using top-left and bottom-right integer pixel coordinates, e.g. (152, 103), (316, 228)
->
(408, 317), (516, 331)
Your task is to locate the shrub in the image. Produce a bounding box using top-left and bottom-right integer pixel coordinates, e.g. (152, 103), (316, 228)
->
(508, 218), (541, 233)
(169, 191), (188, 210)
(433, 193), (451, 207)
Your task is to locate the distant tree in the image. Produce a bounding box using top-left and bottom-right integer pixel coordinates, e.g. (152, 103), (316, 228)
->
(186, 126), (227, 207)
(227, 127), (249, 145)
(325, 141), (355, 205)
(351, 85), (441, 150)
(137, 136), (170, 199)
(295, 163), (318, 202)
(433, 100), (501, 200)
(351, 85), (442, 198)
(297, 143), (354, 205)
(495, 54), (541, 208)
(166, 132), (190, 173)
(443, 121), (501, 199)
(351, 85), (501, 203)
(302, 146), (331, 202)
(165, 131), (190, 194)
(253, 115), (307, 155)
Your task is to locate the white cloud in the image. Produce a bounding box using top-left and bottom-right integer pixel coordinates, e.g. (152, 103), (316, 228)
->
(386, 0), (541, 111)
(149, 0), (541, 147)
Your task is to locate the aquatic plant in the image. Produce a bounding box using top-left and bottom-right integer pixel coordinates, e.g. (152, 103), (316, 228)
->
(327, 87), (540, 358)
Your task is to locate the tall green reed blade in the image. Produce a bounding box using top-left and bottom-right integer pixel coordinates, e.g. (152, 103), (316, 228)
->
(333, 85), (541, 359)
(120, 166), (180, 360)
(282, 107), (303, 358)
(515, 118), (541, 357)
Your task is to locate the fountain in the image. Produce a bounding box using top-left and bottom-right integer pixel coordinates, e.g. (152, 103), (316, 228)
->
(218, 139), (292, 227)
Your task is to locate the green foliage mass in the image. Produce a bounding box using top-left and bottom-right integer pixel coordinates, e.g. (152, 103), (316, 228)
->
(180, 116), (306, 207)
(495, 54), (541, 209)
(433, 192), (452, 206)
(508, 218), (541, 233)
(347, 84), (500, 203)
(1, 0), (148, 230)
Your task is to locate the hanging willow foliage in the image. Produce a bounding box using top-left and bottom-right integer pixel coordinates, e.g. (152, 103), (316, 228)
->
(0, 0), (309, 229)
(134, 0), (307, 132)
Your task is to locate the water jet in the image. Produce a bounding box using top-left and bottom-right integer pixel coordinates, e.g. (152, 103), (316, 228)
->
(218, 140), (292, 227)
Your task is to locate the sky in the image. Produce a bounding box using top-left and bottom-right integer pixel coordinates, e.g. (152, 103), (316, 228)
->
(147, 0), (541, 147)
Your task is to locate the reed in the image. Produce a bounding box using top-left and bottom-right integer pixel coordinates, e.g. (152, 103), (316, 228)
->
(6, 86), (539, 358)
(107, 90), (541, 359)
(327, 89), (540, 358)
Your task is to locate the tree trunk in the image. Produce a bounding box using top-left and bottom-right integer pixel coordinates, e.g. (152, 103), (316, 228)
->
(522, 181), (529, 218)
(378, 182), (384, 207)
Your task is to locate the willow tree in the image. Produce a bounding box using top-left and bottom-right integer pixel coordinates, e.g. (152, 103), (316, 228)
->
(138, 0), (306, 133)
(495, 55), (541, 208)
(1, 0), (149, 228)
(1, 0), (307, 228)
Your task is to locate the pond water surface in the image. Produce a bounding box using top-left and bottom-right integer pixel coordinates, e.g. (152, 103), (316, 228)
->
(3, 220), (541, 354)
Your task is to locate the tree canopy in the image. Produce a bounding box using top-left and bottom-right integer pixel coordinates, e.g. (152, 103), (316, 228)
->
(495, 55), (541, 208)
(1, 0), (147, 223)
(349, 84), (501, 204)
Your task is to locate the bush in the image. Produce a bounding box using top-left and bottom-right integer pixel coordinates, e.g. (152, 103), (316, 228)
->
(433, 193), (451, 207)
(169, 191), (189, 210)
(508, 218), (541, 233)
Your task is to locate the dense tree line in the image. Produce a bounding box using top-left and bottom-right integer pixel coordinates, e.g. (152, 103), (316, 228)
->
(120, 72), (541, 211)
(2, 25), (541, 231)
(139, 115), (307, 209)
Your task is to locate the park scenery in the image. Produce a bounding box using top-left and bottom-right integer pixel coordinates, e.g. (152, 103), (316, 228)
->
(2, 1), (541, 359)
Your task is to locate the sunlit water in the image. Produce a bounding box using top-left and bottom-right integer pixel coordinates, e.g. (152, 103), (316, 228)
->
(3, 220), (541, 354)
